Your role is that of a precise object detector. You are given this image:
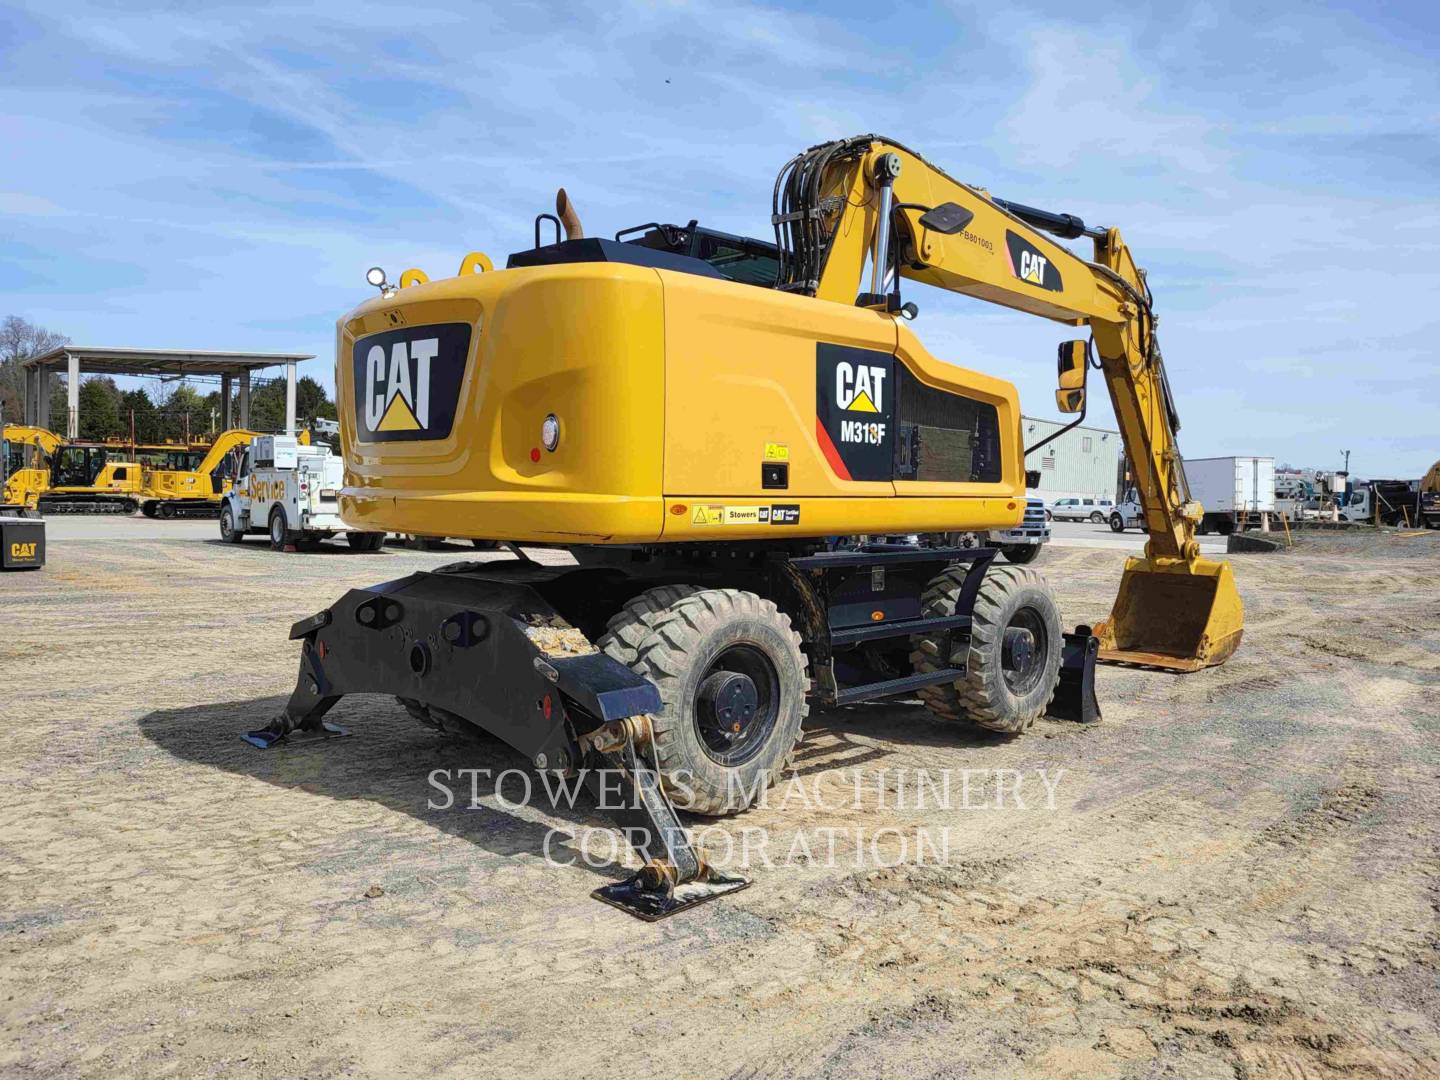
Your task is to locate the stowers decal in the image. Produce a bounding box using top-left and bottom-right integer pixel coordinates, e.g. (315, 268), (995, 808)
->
(815, 343), (895, 482)
(1004, 231), (1064, 292)
(352, 323), (471, 442)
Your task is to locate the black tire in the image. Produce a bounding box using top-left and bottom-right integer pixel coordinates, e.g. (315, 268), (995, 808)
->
(1089, 511), (1104, 524)
(268, 507), (290, 551)
(1044, 509), (1053, 522)
(1216, 517), (1236, 536)
(471, 539), (500, 550)
(910, 565), (1063, 734)
(346, 531), (385, 552)
(141, 501), (158, 519)
(1109, 513), (1124, 533)
(219, 504), (245, 544)
(1000, 543), (1041, 564)
(596, 587), (808, 816)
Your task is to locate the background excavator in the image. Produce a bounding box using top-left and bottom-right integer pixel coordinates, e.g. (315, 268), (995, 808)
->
(256, 135), (1245, 919)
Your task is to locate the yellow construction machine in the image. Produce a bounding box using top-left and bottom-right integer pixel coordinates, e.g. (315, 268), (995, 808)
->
(1, 425), (61, 513)
(139, 428), (260, 518)
(254, 135), (1245, 918)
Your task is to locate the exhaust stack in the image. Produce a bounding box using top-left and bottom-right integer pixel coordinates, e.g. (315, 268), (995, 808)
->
(556, 189), (583, 240)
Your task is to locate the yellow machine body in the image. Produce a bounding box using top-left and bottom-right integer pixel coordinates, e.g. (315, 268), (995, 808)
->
(1, 425), (61, 510)
(337, 134), (1245, 671)
(142, 429), (260, 505)
(337, 265), (1026, 543)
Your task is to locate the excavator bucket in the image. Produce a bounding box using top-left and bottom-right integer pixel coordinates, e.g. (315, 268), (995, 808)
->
(1093, 556), (1244, 672)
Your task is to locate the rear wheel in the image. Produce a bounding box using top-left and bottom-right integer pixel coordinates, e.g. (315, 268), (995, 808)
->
(597, 586), (807, 815)
(1089, 511), (1104, 524)
(1000, 543), (1041, 564)
(911, 565), (1063, 734)
(1216, 517), (1236, 536)
(268, 508), (291, 551)
(219, 504), (244, 543)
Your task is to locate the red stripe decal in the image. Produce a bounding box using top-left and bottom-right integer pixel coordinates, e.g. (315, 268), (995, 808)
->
(815, 418), (852, 481)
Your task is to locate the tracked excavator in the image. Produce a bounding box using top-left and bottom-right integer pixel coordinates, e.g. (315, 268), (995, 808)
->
(139, 428), (260, 518)
(253, 136), (1245, 919)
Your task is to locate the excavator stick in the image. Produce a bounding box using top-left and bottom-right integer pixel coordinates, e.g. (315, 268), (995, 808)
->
(1094, 556), (1244, 672)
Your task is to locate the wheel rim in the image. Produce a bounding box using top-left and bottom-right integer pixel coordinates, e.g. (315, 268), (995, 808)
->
(221, 510), (232, 538)
(1000, 607), (1050, 695)
(693, 643), (781, 766)
(271, 516), (284, 545)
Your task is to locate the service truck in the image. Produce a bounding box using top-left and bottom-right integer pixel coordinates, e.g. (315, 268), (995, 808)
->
(219, 435), (386, 551)
(1111, 456), (1274, 536)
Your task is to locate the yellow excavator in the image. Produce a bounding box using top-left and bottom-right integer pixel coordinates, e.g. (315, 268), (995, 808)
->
(254, 135), (1244, 918)
(139, 428), (260, 518)
(1, 425), (61, 513)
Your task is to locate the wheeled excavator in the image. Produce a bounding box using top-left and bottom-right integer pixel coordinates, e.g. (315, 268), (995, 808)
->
(252, 135), (1245, 919)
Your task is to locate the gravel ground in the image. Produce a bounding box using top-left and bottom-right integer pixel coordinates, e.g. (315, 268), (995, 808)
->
(2, 527), (1438, 1078)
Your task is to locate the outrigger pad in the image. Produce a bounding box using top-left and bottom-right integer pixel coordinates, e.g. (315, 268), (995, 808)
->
(1046, 627), (1102, 724)
(241, 720), (350, 749)
(592, 869), (751, 922)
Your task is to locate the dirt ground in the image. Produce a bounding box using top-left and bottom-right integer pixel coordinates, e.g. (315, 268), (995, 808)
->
(2, 527), (1439, 1078)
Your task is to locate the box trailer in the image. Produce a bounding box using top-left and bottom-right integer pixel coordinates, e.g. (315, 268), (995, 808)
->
(1187, 456), (1275, 534)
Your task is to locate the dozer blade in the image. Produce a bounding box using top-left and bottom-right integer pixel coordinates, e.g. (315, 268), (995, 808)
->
(1093, 555), (1243, 672)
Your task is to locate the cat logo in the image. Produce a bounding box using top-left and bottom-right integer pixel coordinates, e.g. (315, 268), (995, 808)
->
(835, 360), (886, 413)
(364, 337), (438, 433)
(352, 323), (471, 443)
(10, 542), (37, 560)
(1005, 231), (1063, 292)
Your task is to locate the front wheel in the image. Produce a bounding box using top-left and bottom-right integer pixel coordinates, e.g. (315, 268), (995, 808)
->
(1044, 509), (1053, 522)
(219, 504), (245, 543)
(911, 565), (1063, 734)
(1000, 543), (1041, 564)
(1109, 513), (1125, 533)
(597, 587), (808, 816)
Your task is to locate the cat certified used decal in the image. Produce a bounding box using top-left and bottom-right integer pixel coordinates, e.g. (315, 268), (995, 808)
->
(815, 343), (895, 482)
(352, 323), (470, 442)
(1004, 231), (1064, 292)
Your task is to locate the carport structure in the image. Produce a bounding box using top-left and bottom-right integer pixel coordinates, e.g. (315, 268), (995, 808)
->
(20, 346), (315, 439)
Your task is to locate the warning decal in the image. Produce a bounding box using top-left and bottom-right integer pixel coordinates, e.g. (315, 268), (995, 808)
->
(691, 505), (724, 526)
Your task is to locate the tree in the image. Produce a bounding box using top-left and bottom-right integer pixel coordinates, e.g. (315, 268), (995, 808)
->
(119, 388), (160, 443)
(155, 382), (207, 442)
(0, 315), (68, 426)
(77, 377), (123, 440)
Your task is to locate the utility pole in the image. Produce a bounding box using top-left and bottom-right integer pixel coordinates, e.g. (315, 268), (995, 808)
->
(1341, 449), (1351, 473)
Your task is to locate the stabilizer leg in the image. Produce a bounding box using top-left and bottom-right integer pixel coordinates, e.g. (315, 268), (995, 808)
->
(1046, 626), (1102, 724)
(585, 722), (749, 921)
(243, 642), (349, 748)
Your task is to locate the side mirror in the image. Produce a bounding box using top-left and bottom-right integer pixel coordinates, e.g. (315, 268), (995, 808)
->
(917, 202), (974, 236)
(1025, 469), (1041, 489)
(1055, 339), (1089, 413)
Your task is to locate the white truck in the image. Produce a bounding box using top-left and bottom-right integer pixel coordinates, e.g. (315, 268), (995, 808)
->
(1110, 456), (1276, 536)
(936, 496), (1051, 563)
(219, 435), (386, 552)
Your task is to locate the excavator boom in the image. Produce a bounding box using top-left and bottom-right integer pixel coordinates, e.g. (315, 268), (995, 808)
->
(777, 136), (1243, 669)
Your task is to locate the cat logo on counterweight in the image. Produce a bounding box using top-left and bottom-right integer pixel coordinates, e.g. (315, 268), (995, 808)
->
(352, 323), (471, 442)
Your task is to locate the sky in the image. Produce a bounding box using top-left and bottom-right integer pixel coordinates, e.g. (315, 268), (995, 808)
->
(2, 0), (1438, 477)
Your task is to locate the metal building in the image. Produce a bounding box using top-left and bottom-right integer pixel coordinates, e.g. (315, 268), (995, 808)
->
(1022, 416), (1122, 504)
(20, 346), (314, 439)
